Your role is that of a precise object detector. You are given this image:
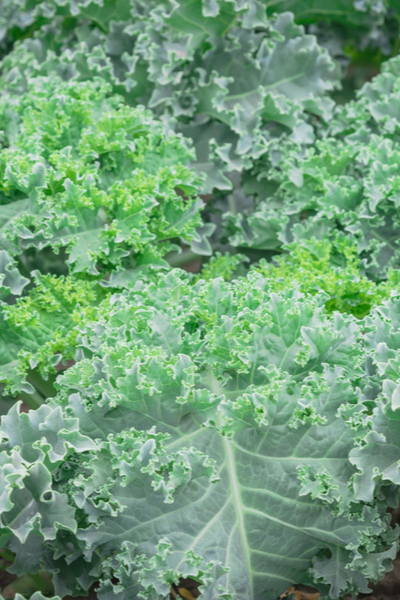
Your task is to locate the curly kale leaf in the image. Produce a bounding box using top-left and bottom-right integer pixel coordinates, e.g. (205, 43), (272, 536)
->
(1, 271), (399, 599)
(0, 75), (205, 279)
(0, 271), (110, 402)
(0, 1), (340, 195)
(226, 55), (400, 278)
(0, 237), (393, 406)
(251, 237), (397, 318)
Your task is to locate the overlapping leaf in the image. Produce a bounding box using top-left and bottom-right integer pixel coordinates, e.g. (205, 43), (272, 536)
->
(1, 271), (399, 599)
(226, 55), (400, 278)
(250, 237), (398, 318)
(0, 1), (340, 195)
(0, 271), (108, 402)
(0, 5), (399, 600)
(0, 74), (205, 280)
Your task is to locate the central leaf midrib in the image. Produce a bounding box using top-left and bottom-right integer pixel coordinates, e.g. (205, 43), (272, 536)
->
(223, 435), (254, 599)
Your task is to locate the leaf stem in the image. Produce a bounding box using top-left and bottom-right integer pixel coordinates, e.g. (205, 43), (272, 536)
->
(227, 193), (237, 216)
(166, 249), (202, 268)
(0, 548), (15, 562)
(27, 370), (57, 399)
(18, 389), (44, 409)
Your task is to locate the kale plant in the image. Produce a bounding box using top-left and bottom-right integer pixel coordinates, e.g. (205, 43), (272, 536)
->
(0, 74), (205, 282)
(1, 270), (400, 600)
(225, 55), (400, 278)
(0, 0), (340, 195)
(0, 3), (400, 600)
(0, 72), (206, 412)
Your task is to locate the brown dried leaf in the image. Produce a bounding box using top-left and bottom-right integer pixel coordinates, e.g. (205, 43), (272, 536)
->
(280, 586), (320, 600)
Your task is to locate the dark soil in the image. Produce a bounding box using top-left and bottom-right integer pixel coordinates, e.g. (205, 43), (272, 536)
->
(0, 561), (17, 594)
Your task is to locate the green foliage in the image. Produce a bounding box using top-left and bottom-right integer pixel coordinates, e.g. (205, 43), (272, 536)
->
(226, 55), (400, 278)
(0, 272), (107, 400)
(0, 74), (205, 282)
(1, 3), (400, 600)
(0, 1), (340, 195)
(0, 237), (393, 405)
(1, 270), (400, 600)
(194, 251), (248, 282)
(265, 0), (396, 63)
(0, 594), (60, 600)
(2, 0), (397, 269)
(253, 237), (398, 318)
(0, 69), (207, 407)
(265, 0), (387, 25)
